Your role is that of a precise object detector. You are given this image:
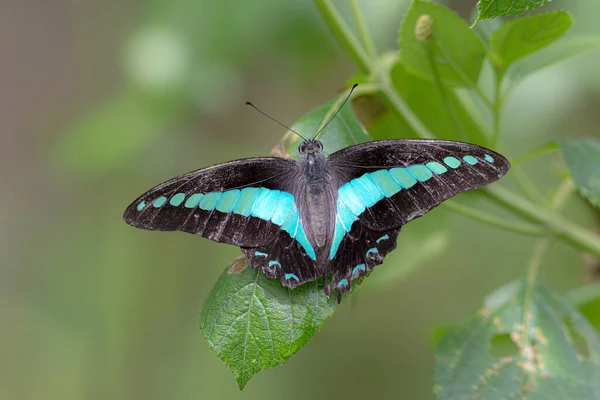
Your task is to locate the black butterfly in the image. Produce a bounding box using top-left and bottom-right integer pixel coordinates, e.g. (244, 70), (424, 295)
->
(123, 93), (510, 301)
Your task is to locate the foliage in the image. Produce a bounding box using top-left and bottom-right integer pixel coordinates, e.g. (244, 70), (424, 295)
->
(197, 0), (600, 392)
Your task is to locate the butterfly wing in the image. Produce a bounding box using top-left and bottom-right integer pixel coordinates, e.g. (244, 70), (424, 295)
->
(123, 157), (301, 247)
(324, 139), (510, 291)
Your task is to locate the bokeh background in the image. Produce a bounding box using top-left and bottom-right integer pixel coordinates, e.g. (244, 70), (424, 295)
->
(3, 0), (600, 399)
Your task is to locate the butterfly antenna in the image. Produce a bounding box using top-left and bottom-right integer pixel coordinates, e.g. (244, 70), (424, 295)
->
(246, 101), (309, 142)
(312, 83), (358, 141)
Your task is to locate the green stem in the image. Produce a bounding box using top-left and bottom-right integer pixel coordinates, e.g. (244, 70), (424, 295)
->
(313, 0), (371, 73)
(442, 200), (547, 236)
(349, 0), (377, 58)
(484, 185), (600, 256)
(511, 142), (559, 166)
(511, 166), (549, 206)
(491, 74), (502, 148)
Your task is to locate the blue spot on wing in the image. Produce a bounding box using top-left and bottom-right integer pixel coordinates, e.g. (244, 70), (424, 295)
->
(199, 192), (222, 210)
(281, 205), (299, 237)
(153, 196), (167, 207)
(408, 164), (433, 182)
(285, 273), (299, 282)
(184, 193), (203, 208)
(366, 248), (378, 256)
(255, 251), (268, 257)
(271, 192), (294, 225)
(216, 189), (240, 212)
(390, 168), (417, 188)
(370, 169), (402, 197)
(443, 156), (461, 169)
(376, 234), (389, 243)
(463, 155), (478, 165)
(233, 187), (260, 216)
(351, 174), (383, 207)
(338, 184), (366, 215)
(352, 264), (366, 276)
(337, 279), (348, 288)
(137, 201), (146, 211)
(484, 154), (494, 163)
(169, 193), (186, 206)
(329, 217), (347, 260)
(295, 221), (316, 260)
(268, 260), (281, 267)
(251, 188), (280, 220)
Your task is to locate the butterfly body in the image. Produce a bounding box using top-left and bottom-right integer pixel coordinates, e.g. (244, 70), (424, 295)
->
(124, 138), (510, 299)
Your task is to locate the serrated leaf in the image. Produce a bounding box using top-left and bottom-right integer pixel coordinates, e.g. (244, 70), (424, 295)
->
(507, 36), (600, 84)
(477, 0), (550, 20)
(434, 280), (600, 399)
(283, 96), (372, 157)
(491, 12), (573, 75)
(399, 0), (486, 88)
(200, 266), (337, 389)
(558, 138), (600, 208)
(390, 62), (488, 145)
(202, 93), (373, 390)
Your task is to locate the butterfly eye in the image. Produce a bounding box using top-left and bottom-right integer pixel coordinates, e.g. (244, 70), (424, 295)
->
(316, 141), (323, 151)
(299, 143), (307, 154)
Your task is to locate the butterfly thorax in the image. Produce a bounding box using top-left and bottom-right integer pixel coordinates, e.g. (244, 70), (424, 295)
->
(299, 147), (332, 254)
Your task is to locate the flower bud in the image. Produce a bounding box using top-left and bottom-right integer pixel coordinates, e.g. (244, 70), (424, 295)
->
(415, 14), (434, 41)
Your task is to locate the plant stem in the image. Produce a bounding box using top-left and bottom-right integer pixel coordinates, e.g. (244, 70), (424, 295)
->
(349, 0), (377, 58)
(491, 74), (502, 148)
(484, 185), (600, 256)
(314, 0), (371, 73)
(442, 200), (546, 236)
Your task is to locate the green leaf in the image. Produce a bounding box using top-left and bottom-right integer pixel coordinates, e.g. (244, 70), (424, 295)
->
(491, 12), (573, 74)
(567, 283), (600, 333)
(283, 95), (372, 157)
(389, 62), (488, 145)
(477, 0), (550, 20)
(202, 93), (372, 389)
(434, 280), (600, 399)
(200, 266), (337, 390)
(559, 138), (600, 208)
(399, 0), (486, 88)
(507, 36), (600, 84)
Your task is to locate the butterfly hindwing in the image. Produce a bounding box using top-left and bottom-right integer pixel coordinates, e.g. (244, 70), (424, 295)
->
(123, 157), (301, 247)
(328, 224), (400, 295)
(241, 228), (323, 290)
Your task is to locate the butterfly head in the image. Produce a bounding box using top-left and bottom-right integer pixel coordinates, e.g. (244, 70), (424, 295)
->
(298, 140), (323, 156)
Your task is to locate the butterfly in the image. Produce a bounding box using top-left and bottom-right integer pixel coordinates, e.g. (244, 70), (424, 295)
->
(123, 88), (510, 302)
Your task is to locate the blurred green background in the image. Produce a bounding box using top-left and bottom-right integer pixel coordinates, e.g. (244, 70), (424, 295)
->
(3, 0), (600, 399)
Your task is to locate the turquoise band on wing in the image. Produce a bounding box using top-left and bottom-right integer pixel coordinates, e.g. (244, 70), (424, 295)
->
(141, 186), (315, 260)
(330, 154), (492, 260)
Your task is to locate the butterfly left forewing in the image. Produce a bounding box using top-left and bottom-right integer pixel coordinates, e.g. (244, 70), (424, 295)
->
(123, 157), (302, 247)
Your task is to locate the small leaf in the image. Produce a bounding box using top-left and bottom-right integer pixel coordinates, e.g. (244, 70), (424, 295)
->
(567, 283), (600, 333)
(389, 62), (488, 145)
(491, 12), (573, 74)
(202, 93), (371, 389)
(201, 266), (337, 390)
(283, 96), (372, 157)
(399, 0), (486, 88)
(477, 0), (550, 20)
(434, 280), (600, 399)
(559, 138), (600, 208)
(507, 36), (600, 84)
